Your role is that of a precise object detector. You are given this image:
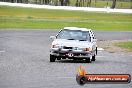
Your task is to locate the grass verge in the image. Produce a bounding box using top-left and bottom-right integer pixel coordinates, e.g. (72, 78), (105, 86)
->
(114, 41), (132, 51)
(0, 6), (132, 30)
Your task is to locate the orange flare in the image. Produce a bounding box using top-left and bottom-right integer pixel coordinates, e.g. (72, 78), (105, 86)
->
(78, 65), (86, 76)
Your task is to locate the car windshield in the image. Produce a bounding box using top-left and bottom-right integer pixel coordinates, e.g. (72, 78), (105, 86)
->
(56, 29), (90, 41)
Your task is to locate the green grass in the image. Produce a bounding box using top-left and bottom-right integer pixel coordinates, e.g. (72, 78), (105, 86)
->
(115, 42), (132, 51)
(0, 6), (132, 30)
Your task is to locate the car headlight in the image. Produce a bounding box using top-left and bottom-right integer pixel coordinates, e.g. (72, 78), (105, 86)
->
(75, 47), (92, 51)
(51, 44), (61, 48)
(84, 48), (92, 51)
(73, 47), (91, 51)
(51, 45), (56, 48)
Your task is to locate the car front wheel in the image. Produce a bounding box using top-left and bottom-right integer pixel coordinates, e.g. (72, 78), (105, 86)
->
(50, 55), (56, 62)
(92, 54), (96, 61)
(85, 58), (91, 63)
(57, 57), (61, 60)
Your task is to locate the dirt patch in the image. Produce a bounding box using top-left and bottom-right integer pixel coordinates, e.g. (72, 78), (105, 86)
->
(97, 39), (132, 54)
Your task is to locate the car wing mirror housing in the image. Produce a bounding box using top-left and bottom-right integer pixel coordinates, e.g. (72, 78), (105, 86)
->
(50, 36), (56, 40)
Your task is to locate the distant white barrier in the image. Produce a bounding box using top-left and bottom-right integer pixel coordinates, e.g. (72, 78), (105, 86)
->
(0, 2), (132, 14)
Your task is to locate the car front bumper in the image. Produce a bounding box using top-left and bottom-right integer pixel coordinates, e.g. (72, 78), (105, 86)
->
(50, 48), (92, 59)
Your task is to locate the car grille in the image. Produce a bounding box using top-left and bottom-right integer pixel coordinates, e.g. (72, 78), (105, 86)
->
(63, 46), (73, 49)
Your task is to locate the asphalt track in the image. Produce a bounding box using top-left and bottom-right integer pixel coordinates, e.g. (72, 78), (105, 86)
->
(0, 30), (132, 88)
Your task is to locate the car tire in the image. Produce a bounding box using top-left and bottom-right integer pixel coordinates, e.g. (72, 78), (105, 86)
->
(96, 47), (97, 55)
(57, 57), (61, 60)
(85, 58), (91, 63)
(62, 57), (66, 59)
(92, 54), (96, 61)
(50, 55), (56, 62)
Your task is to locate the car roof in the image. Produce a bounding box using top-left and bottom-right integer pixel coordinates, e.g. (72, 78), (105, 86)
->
(63, 27), (91, 31)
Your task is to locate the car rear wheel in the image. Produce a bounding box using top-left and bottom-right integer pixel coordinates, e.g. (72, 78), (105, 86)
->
(50, 55), (56, 62)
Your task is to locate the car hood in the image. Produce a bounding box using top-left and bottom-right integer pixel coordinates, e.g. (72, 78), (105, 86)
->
(52, 39), (92, 48)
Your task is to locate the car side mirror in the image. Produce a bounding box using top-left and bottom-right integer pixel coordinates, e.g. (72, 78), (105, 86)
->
(92, 39), (97, 42)
(50, 36), (56, 40)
